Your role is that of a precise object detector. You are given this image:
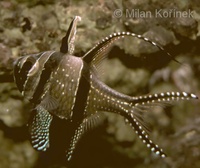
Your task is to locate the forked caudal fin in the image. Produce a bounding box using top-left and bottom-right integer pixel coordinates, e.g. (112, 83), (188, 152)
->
(123, 91), (198, 158)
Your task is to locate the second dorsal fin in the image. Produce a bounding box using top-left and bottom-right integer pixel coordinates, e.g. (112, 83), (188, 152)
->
(83, 32), (181, 76)
(60, 16), (81, 54)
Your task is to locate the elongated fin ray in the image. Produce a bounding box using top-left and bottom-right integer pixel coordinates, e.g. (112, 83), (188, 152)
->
(29, 105), (53, 151)
(66, 124), (83, 161)
(131, 91), (198, 114)
(83, 32), (124, 73)
(83, 32), (181, 74)
(123, 111), (166, 158)
(66, 113), (104, 161)
(60, 16), (81, 54)
(132, 91), (198, 108)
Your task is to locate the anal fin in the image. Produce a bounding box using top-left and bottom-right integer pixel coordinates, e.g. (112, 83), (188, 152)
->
(66, 124), (84, 161)
(82, 113), (105, 132)
(66, 113), (104, 161)
(29, 105), (53, 151)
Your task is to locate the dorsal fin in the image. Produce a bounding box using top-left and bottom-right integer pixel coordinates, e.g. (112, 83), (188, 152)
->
(60, 16), (81, 54)
(83, 32), (181, 74)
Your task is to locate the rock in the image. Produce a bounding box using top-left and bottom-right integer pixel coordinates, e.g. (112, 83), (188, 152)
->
(0, 83), (29, 127)
(0, 130), (38, 168)
(172, 15), (198, 39)
(0, 43), (13, 70)
(103, 58), (150, 95)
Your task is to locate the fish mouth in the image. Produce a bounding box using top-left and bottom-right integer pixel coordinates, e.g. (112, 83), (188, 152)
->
(13, 58), (19, 67)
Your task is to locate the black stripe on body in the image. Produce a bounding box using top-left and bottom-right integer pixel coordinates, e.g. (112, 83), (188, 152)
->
(72, 63), (90, 123)
(14, 57), (35, 92)
(30, 52), (63, 104)
(66, 62), (90, 160)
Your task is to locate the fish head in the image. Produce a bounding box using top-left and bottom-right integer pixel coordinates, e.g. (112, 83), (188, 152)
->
(13, 51), (58, 101)
(13, 53), (39, 93)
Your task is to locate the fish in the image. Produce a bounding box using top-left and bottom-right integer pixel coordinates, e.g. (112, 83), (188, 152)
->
(13, 16), (198, 161)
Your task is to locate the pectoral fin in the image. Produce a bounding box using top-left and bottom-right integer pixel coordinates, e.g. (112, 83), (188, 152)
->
(29, 105), (53, 151)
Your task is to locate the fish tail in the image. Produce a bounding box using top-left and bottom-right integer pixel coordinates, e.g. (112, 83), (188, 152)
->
(123, 111), (167, 158)
(120, 91), (198, 157)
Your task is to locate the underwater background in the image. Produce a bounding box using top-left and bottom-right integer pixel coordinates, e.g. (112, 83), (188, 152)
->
(0, 0), (200, 167)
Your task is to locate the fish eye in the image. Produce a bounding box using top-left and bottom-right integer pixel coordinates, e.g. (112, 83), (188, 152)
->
(21, 61), (33, 75)
(13, 56), (36, 92)
(17, 56), (37, 75)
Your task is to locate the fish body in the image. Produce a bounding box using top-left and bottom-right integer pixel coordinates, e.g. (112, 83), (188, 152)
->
(13, 16), (198, 161)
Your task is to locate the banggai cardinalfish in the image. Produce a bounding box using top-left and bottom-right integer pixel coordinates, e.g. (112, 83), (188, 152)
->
(13, 16), (198, 161)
